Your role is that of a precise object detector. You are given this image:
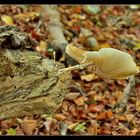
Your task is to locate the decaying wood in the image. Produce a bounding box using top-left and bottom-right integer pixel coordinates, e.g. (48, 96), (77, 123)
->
(41, 5), (77, 65)
(113, 76), (135, 113)
(0, 25), (72, 119)
(41, 5), (68, 53)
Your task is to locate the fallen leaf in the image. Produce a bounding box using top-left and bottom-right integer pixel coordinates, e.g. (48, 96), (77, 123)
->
(72, 109), (87, 119)
(100, 129), (111, 135)
(125, 114), (134, 122)
(1, 15), (15, 25)
(115, 91), (123, 103)
(87, 125), (98, 134)
(68, 123), (79, 130)
(61, 102), (69, 111)
(14, 12), (39, 20)
(96, 112), (107, 120)
(65, 92), (81, 101)
(97, 110), (113, 120)
(106, 110), (113, 118)
(41, 114), (53, 121)
(15, 126), (24, 135)
(117, 80), (127, 86)
(88, 104), (104, 113)
(1, 119), (17, 129)
(88, 113), (97, 119)
(44, 120), (53, 132)
(117, 114), (127, 121)
(90, 94), (104, 101)
(100, 43), (111, 48)
(73, 122), (86, 132)
(6, 128), (16, 135)
(84, 5), (101, 15)
(129, 128), (139, 135)
(54, 114), (66, 121)
(71, 25), (81, 33)
(129, 5), (140, 9)
(73, 6), (82, 13)
(81, 74), (99, 81)
(74, 96), (85, 106)
(20, 119), (37, 135)
(31, 30), (41, 41)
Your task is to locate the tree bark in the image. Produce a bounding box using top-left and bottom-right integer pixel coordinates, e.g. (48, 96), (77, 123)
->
(0, 25), (71, 119)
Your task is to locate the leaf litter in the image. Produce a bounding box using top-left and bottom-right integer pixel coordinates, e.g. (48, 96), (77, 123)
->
(0, 5), (140, 135)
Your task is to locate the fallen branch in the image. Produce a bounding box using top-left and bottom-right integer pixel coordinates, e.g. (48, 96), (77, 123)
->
(113, 76), (135, 112)
(41, 5), (68, 53)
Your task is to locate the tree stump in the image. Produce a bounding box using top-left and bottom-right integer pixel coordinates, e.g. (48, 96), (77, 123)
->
(0, 25), (71, 119)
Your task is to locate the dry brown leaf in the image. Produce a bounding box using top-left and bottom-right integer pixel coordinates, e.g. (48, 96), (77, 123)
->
(68, 123), (79, 130)
(31, 30), (41, 41)
(100, 129), (111, 135)
(97, 110), (113, 120)
(81, 74), (99, 81)
(117, 115), (127, 121)
(14, 12), (39, 20)
(44, 120), (52, 132)
(90, 94), (104, 101)
(88, 104), (104, 113)
(115, 91), (123, 103)
(109, 98), (117, 105)
(117, 80), (127, 86)
(88, 113), (97, 119)
(1, 119), (16, 129)
(72, 109), (87, 119)
(87, 125), (98, 134)
(106, 110), (113, 118)
(15, 126), (24, 135)
(125, 114), (134, 122)
(74, 96), (85, 106)
(96, 112), (107, 120)
(129, 128), (140, 135)
(65, 92), (81, 101)
(91, 83), (104, 90)
(54, 114), (66, 121)
(61, 101), (69, 111)
(20, 119), (37, 135)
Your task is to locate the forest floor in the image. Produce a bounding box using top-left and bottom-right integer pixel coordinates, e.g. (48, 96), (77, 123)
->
(0, 5), (140, 135)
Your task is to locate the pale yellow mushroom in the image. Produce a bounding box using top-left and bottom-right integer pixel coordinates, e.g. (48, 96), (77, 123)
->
(66, 44), (139, 79)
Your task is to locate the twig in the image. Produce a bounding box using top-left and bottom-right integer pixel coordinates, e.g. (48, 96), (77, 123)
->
(58, 62), (94, 74)
(113, 75), (135, 112)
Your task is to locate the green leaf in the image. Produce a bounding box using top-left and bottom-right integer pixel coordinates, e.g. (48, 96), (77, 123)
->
(47, 48), (54, 52)
(41, 114), (53, 120)
(1, 15), (14, 25)
(133, 42), (140, 50)
(73, 122), (86, 132)
(84, 5), (101, 15)
(129, 5), (139, 9)
(6, 128), (16, 135)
